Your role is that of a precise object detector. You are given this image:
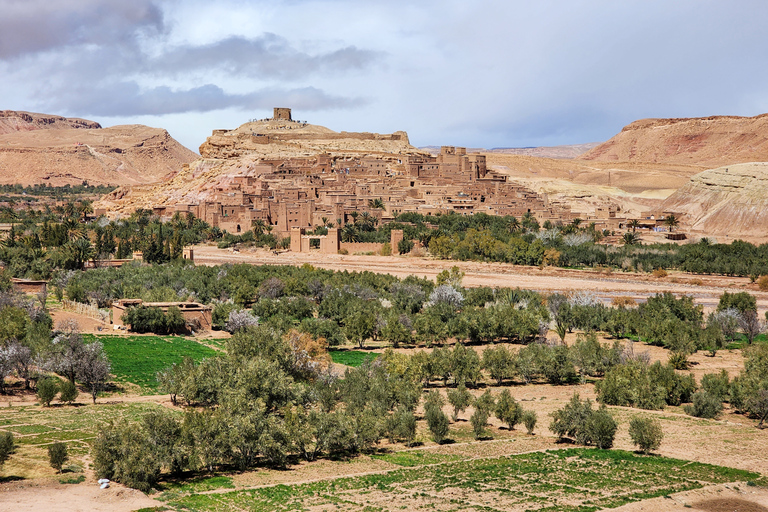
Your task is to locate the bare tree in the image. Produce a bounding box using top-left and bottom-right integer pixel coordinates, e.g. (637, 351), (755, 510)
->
(8, 341), (33, 389)
(76, 342), (111, 404)
(225, 309), (259, 333)
(48, 321), (86, 384)
(0, 346), (13, 394)
(738, 311), (764, 344)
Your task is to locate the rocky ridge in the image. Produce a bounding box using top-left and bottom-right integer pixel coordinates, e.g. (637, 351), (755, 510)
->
(660, 162), (768, 239)
(581, 114), (768, 167)
(0, 111), (198, 187)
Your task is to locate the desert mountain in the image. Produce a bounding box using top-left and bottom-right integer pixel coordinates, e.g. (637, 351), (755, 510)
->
(660, 162), (768, 239)
(97, 117), (427, 215)
(0, 110), (197, 187)
(0, 110), (101, 133)
(581, 114), (768, 167)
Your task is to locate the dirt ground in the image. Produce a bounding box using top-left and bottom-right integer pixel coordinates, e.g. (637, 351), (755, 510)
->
(0, 477), (158, 512)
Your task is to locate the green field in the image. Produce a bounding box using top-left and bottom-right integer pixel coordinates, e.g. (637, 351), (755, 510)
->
(84, 334), (217, 392)
(165, 449), (764, 512)
(329, 349), (377, 367)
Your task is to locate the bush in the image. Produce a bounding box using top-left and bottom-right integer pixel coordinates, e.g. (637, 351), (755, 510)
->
(59, 380), (79, 404)
(701, 370), (731, 402)
(398, 238), (414, 255)
(447, 383), (472, 421)
(379, 242), (392, 256)
(470, 408), (490, 440)
(652, 268), (668, 278)
(522, 409), (537, 435)
(48, 442), (68, 473)
(37, 377), (59, 407)
(684, 390), (723, 419)
(628, 416), (663, 454)
(495, 389), (522, 430)
(425, 406), (450, 444)
(0, 431), (14, 469)
(549, 393), (593, 444)
(757, 275), (768, 291)
(585, 406), (617, 449)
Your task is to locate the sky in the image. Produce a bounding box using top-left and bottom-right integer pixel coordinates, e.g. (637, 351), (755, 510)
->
(2, 0), (768, 153)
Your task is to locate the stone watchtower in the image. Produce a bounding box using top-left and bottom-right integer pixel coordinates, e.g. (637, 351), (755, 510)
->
(273, 108), (292, 121)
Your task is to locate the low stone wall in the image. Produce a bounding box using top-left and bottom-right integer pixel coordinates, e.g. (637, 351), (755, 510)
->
(340, 242), (385, 254)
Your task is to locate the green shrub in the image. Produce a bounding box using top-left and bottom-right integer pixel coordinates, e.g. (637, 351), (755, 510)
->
(522, 409), (537, 435)
(628, 417), (663, 454)
(701, 370), (731, 402)
(470, 408), (490, 440)
(425, 406), (450, 444)
(447, 383), (472, 421)
(585, 406), (617, 449)
(684, 390), (723, 419)
(48, 442), (68, 473)
(549, 393), (593, 444)
(0, 431), (14, 469)
(495, 389), (522, 430)
(36, 377), (59, 407)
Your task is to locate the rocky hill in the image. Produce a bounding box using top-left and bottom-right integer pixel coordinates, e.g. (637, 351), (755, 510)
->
(0, 111), (197, 187)
(581, 114), (768, 167)
(660, 162), (768, 239)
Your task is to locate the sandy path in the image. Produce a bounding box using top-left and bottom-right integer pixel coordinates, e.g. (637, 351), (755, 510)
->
(0, 478), (158, 512)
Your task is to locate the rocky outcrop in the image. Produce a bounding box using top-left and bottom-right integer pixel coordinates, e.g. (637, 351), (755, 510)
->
(660, 162), (768, 238)
(199, 118), (421, 160)
(0, 110), (101, 134)
(581, 114), (768, 167)
(0, 118), (197, 187)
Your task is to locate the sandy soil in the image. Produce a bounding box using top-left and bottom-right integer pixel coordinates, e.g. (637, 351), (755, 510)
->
(0, 478), (158, 512)
(609, 483), (768, 512)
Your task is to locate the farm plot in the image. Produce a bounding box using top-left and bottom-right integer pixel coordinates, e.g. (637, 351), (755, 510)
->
(165, 449), (764, 512)
(329, 349), (376, 367)
(0, 402), (172, 479)
(85, 334), (217, 392)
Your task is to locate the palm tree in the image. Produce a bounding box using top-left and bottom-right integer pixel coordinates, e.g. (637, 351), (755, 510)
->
(664, 214), (679, 233)
(622, 231), (640, 246)
(251, 218), (267, 236)
(368, 198), (386, 210)
(341, 224), (359, 242)
(628, 219), (640, 232)
(507, 216), (520, 234)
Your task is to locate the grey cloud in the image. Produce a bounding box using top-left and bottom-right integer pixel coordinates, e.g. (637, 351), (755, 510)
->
(41, 82), (366, 117)
(0, 0), (165, 59)
(151, 35), (380, 79)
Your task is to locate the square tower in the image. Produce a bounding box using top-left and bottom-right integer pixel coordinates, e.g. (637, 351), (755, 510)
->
(273, 108), (292, 121)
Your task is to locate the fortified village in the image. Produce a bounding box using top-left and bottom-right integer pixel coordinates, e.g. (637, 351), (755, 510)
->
(101, 108), (671, 247)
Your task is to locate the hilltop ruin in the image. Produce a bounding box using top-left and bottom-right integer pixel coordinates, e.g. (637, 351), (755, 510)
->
(99, 108), (669, 240)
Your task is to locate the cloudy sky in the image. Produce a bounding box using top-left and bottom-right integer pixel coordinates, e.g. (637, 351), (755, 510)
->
(2, 0), (767, 152)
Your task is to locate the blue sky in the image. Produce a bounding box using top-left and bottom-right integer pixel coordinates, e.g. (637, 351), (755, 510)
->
(2, 0), (767, 152)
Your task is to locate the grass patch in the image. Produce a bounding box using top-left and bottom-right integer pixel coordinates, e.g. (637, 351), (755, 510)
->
(330, 349), (377, 367)
(84, 334), (217, 392)
(371, 451), (461, 467)
(167, 449), (764, 512)
(59, 474), (86, 484)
